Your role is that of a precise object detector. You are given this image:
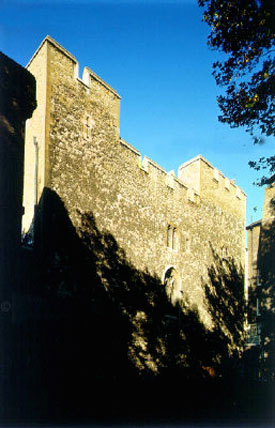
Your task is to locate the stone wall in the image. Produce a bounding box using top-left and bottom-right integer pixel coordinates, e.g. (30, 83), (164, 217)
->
(245, 184), (274, 379)
(23, 36), (246, 328)
(258, 184), (275, 298)
(246, 220), (261, 324)
(178, 155), (246, 219)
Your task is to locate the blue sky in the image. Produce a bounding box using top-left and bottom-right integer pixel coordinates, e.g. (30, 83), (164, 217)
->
(0, 0), (274, 224)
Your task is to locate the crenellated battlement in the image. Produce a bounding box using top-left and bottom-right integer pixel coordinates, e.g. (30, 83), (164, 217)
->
(23, 35), (246, 232)
(120, 137), (198, 200)
(28, 35), (120, 99)
(119, 138), (245, 217)
(23, 36), (247, 330)
(25, 34), (246, 221)
(27, 35), (77, 69)
(27, 35), (121, 138)
(81, 66), (121, 99)
(178, 154), (246, 198)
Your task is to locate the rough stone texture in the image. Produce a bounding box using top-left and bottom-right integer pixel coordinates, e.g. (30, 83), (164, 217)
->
(258, 184), (275, 306)
(246, 184), (275, 320)
(262, 184), (275, 221)
(258, 184), (275, 379)
(246, 219), (261, 325)
(23, 36), (246, 328)
(245, 184), (274, 379)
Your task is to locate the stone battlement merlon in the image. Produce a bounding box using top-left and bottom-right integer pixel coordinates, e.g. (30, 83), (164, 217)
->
(27, 35), (77, 69)
(24, 35), (246, 224)
(27, 36), (120, 99)
(27, 36), (245, 201)
(82, 67), (121, 99)
(119, 139), (245, 204)
(118, 139), (246, 213)
(179, 154), (246, 197)
(120, 138), (200, 205)
(120, 138), (179, 179)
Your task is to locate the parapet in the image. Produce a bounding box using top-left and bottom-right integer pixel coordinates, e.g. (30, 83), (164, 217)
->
(27, 35), (121, 137)
(27, 35), (77, 69)
(28, 35), (120, 97)
(120, 140), (246, 218)
(27, 36), (246, 220)
(82, 66), (121, 99)
(179, 155), (246, 211)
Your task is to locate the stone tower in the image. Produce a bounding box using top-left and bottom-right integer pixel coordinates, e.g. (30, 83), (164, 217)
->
(23, 36), (246, 328)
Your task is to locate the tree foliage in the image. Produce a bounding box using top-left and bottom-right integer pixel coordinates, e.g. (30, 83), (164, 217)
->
(198, 0), (275, 184)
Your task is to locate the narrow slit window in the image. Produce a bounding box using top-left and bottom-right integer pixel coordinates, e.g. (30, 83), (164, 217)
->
(167, 225), (176, 249)
(172, 227), (176, 249)
(256, 298), (261, 316)
(85, 116), (90, 139)
(167, 225), (172, 247)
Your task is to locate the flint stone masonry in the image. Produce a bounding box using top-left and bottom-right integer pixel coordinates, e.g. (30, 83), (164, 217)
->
(23, 36), (246, 328)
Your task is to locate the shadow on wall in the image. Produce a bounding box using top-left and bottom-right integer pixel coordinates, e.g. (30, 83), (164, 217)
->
(203, 244), (245, 378)
(246, 192), (275, 382)
(258, 194), (275, 381)
(12, 187), (270, 424)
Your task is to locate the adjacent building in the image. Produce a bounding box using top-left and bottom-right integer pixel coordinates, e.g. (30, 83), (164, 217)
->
(246, 184), (275, 380)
